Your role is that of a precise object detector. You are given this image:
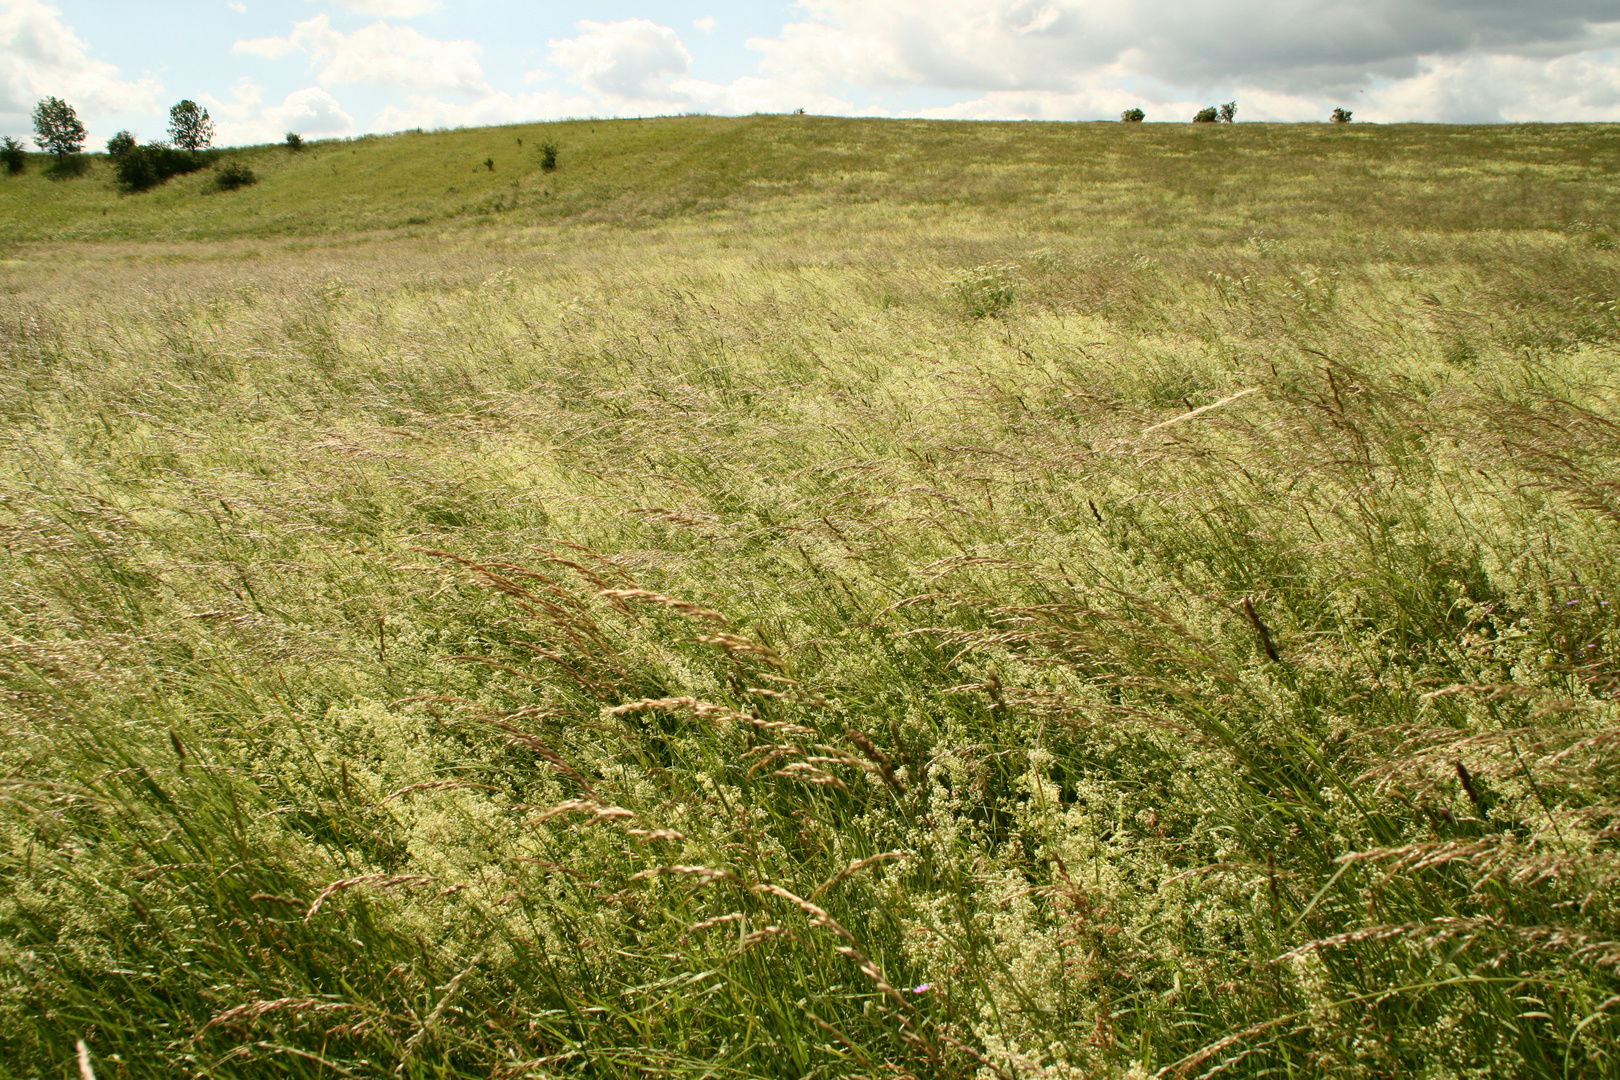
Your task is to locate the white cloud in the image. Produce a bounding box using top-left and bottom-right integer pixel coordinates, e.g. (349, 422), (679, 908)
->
(1363, 49), (1620, 123)
(673, 73), (852, 115)
(536, 17), (854, 117)
(403, 16), (845, 129)
(324, 0), (440, 16)
(0, 0), (161, 125)
(204, 1), (1620, 133)
(548, 18), (692, 102)
(754, 1), (1620, 94)
(374, 88), (597, 131)
(731, 1), (1620, 123)
(234, 14), (487, 96)
(201, 77), (355, 145)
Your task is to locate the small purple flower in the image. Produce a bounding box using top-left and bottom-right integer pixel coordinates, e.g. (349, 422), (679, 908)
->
(912, 984), (932, 994)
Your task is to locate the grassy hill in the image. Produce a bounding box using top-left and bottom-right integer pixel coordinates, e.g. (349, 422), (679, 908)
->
(3, 115), (1616, 244)
(2, 116), (1620, 1079)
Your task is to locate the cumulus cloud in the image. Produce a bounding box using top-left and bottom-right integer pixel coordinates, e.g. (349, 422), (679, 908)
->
(734, 0), (1620, 121)
(536, 17), (852, 116)
(235, 14), (487, 96)
(1364, 49), (1620, 122)
(548, 18), (693, 102)
(390, 16), (850, 129)
(0, 0), (161, 125)
(757, 0), (1620, 94)
(201, 77), (355, 145)
(375, 88), (598, 130)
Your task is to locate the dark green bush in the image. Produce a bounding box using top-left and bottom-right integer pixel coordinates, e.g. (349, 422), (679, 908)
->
(1332, 107), (1353, 124)
(1120, 108), (1145, 123)
(539, 140), (559, 172)
(106, 131), (136, 158)
(286, 132), (304, 151)
(215, 160), (257, 190)
(0, 137), (24, 175)
(1193, 106), (1219, 123)
(1219, 100), (1237, 123)
(115, 144), (205, 192)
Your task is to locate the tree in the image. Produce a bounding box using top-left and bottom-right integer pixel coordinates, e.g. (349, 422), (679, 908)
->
(1121, 108), (1145, 123)
(1, 137), (25, 175)
(1331, 107), (1353, 124)
(106, 130), (137, 158)
(1218, 100), (1237, 123)
(285, 132), (304, 151)
(32, 97), (86, 161)
(168, 100), (215, 151)
(1193, 106), (1218, 123)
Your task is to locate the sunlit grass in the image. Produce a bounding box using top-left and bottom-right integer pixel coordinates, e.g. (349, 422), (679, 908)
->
(2, 116), (1620, 1078)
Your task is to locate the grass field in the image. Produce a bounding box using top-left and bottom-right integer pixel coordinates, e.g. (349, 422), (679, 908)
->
(3, 115), (1620, 1078)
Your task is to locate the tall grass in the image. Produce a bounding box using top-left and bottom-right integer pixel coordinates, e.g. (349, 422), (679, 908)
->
(1, 118), (1619, 1078)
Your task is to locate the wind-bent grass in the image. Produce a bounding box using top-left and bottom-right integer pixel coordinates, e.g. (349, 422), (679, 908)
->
(2, 116), (1620, 1078)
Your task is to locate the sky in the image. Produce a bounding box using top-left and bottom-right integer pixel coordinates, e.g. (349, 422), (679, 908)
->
(5, 0), (1620, 149)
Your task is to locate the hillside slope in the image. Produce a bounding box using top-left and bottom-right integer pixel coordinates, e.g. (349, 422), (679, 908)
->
(1, 117), (1620, 1079)
(2, 115), (1617, 244)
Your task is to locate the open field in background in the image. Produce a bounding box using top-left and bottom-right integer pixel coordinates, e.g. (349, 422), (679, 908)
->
(2, 116), (1620, 1078)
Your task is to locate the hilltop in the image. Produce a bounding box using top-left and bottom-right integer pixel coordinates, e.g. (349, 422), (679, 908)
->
(2, 115), (1616, 246)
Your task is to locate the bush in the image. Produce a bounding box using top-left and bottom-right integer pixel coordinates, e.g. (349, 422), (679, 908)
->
(1331, 107), (1353, 124)
(114, 145), (206, 192)
(285, 132), (304, 151)
(949, 262), (1019, 318)
(0, 137), (24, 175)
(216, 160), (257, 190)
(1121, 108), (1145, 123)
(1193, 106), (1218, 123)
(106, 131), (136, 158)
(539, 140), (559, 172)
(1219, 100), (1237, 123)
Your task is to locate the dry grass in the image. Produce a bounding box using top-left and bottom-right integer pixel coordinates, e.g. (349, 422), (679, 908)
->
(1, 117), (1619, 1078)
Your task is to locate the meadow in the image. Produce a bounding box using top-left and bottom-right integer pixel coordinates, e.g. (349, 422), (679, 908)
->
(2, 115), (1619, 1078)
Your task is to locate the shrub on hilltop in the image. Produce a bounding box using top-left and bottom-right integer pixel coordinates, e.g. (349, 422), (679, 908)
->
(114, 140), (209, 193)
(0, 136), (25, 175)
(1121, 107), (1146, 122)
(1193, 106), (1219, 122)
